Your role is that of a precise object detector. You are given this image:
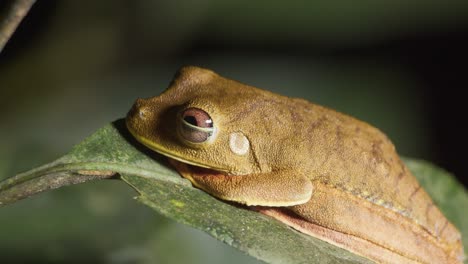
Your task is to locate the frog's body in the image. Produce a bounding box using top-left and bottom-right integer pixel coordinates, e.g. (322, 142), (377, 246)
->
(126, 66), (463, 263)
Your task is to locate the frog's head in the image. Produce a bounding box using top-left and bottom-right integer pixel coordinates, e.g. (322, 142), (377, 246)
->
(126, 66), (265, 175)
(126, 66), (312, 206)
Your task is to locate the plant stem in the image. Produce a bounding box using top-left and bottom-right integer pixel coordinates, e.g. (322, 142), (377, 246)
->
(0, 0), (36, 53)
(0, 161), (118, 207)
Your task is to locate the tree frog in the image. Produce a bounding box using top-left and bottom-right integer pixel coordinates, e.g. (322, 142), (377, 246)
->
(126, 66), (463, 263)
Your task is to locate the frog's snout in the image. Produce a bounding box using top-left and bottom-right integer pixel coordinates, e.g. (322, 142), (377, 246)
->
(127, 98), (151, 121)
(126, 98), (154, 137)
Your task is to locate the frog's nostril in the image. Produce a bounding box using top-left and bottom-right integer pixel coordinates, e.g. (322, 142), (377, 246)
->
(138, 108), (148, 119)
(128, 99), (151, 120)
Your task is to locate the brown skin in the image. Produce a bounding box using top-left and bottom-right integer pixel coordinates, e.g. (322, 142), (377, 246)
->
(126, 66), (463, 263)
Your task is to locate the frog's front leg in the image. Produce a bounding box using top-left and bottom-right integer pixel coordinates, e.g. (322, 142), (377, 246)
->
(169, 159), (313, 207)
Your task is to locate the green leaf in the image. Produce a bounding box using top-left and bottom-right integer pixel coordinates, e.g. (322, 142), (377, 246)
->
(0, 120), (466, 264)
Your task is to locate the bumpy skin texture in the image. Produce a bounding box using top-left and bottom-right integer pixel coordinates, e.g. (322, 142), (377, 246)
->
(126, 66), (463, 263)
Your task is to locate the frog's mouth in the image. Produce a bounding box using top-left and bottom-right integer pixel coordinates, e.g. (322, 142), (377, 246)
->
(128, 129), (234, 174)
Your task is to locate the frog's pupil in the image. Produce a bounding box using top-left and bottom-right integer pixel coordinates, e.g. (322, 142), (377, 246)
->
(184, 116), (198, 126)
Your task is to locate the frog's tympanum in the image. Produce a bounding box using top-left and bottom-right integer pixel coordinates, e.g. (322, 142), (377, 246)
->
(126, 66), (463, 263)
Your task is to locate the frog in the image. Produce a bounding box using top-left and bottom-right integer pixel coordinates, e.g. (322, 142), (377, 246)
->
(126, 66), (463, 263)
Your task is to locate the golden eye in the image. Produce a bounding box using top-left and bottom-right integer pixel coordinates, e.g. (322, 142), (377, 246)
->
(178, 108), (215, 143)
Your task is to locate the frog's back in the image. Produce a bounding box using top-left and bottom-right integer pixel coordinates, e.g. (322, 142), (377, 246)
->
(287, 97), (463, 263)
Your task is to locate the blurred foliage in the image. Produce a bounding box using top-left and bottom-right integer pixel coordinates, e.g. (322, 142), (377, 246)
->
(1, 0), (467, 263)
(203, 0), (468, 45)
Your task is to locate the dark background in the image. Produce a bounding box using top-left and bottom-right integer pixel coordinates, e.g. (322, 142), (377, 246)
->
(0, 1), (467, 263)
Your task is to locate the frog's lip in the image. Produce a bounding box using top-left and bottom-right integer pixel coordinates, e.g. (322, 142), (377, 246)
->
(127, 128), (234, 174)
(168, 158), (228, 179)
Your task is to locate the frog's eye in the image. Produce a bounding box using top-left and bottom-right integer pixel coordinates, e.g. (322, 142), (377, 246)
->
(178, 107), (216, 143)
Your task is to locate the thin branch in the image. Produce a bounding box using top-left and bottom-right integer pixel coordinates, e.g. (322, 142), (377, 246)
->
(0, 0), (36, 53)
